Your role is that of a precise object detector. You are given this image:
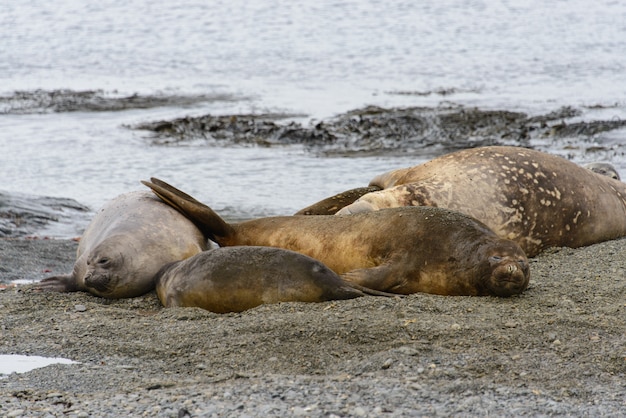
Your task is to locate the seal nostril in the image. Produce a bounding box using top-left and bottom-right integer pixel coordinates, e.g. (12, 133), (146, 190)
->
(507, 264), (517, 273)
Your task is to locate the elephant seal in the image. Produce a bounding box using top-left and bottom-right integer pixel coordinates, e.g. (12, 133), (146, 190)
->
(36, 191), (207, 298)
(584, 162), (620, 180)
(325, 146), (626, 257)
(296, 159), (623, 216)
(142, 178), (530, 296)
(155, 246), (392, 313)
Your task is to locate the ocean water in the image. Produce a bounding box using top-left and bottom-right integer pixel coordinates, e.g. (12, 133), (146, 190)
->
(1, 0), (625, 236)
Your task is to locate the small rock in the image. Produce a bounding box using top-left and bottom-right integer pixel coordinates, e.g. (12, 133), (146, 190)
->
(293, 406), (307, 416)
(382, 358), (393, 369)
(396, 346), (419, 356)
(352, 406), (367, 417)
(74, 304), (87, 312)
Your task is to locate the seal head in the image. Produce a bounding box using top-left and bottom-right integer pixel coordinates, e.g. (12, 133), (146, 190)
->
(584, 162), (620, 180)
(37, 191), (207, 298)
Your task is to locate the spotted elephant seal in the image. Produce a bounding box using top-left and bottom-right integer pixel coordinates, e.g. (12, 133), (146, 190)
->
(142, 178), (529, 296)
(296, 159), (620, 217)
(36, 191), (207, 298)
(322, 146), (626, 257)
(155, 246), (392, 313)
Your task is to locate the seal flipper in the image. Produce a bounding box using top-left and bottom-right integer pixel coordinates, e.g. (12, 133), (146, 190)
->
(295, 186), (382, 215)
(35, 274), (82, 293)
(341, 264), (405, 294)
(141, 178), (235, 244)
(344, 281), (402, 298)
(148, 177), (200, 202)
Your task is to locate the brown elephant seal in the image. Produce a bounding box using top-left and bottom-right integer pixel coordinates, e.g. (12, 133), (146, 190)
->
(142, 178), (530, 296)
(155, 246), (392, 313)
(584, 162), (620, 180)
(36, 191), (207, 298)
(324, 146), (626, 257)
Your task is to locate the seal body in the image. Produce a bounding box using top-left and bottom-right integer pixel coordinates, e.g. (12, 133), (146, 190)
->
(37, 191), (207, 298)
(332, 146), (626, 257)
(155, 246), (386, 313)
(143, 178), (530, 297)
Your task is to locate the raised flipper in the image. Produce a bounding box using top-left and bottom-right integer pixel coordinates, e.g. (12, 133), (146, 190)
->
(149, 177), (201, 201)
(295, 186), (382, 215)
(141, 178), (234, 243)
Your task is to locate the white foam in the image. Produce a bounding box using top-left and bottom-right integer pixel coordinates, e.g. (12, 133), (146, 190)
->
(0, 354), (78, 376)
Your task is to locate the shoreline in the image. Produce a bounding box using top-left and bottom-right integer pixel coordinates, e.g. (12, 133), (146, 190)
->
(1, 237), (625, 416)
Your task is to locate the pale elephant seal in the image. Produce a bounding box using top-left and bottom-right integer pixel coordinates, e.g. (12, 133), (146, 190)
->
(584, 162), (620, 180)
(325, 146), (626, 257)
(142, 178), (530, 296)
(155, 246), (392, 313)
(36, 191), (207, 298)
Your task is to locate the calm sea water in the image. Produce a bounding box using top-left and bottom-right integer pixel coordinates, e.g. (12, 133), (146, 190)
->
(1, 0), (626, 237)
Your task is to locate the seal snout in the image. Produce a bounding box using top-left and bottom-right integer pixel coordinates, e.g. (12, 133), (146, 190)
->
(487, 255), (530, 297)
(84, 269), (113, 292)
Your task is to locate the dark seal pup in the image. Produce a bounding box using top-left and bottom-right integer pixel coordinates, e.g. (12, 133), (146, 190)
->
(155, 246), (391, 313)
(36, 191), (207, 298)
(142, 178), (530, 296)
(321, 146), (626, 257)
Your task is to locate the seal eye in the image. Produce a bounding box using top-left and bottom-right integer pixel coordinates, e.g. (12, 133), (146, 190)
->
(489, 256), (502, 263)
(97, 258), (110, 266)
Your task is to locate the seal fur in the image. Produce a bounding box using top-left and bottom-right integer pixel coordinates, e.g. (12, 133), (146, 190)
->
(36, 191), (207, 298)
(329, 146), (626, 257)
(155, 246), (392, 313)
(143, 178), (530, 297)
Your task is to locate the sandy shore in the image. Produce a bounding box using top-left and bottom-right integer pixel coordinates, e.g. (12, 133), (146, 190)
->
(0, 237), (625, 417)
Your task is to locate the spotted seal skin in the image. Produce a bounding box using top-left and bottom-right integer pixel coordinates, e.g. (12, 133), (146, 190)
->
(142, 178), (530, 297)
(331, 146), (626, 257)
(36, 191), (207, 298)
(584, 162), (621, 181)
(155, 246), (393, 313)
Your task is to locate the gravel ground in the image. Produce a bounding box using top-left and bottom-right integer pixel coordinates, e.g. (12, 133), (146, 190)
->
(0, 237), (625, 417)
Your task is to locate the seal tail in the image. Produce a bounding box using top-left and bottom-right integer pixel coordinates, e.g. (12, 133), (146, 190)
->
(141, 178), (235, 244)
